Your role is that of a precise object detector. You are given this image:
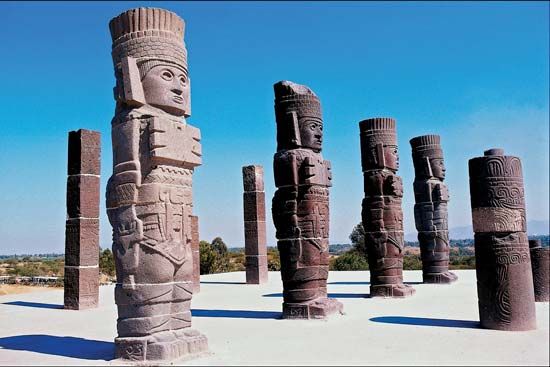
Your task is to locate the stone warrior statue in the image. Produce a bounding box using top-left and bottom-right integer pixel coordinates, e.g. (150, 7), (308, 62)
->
(106, 8), (208, 361)
(469, 148), (536, 331)
(272, 81), (343, 319)
(410, 135), (457, 284)
(359, 118), (415, 298)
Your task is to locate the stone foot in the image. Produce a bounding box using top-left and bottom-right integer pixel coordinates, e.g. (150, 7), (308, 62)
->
(282, 297), (344, 319)
(423, 271), (458, 284)
(115, 329), (208, 362)
(370, 283), (415, 298)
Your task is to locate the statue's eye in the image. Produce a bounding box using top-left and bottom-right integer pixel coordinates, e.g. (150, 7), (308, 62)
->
(161, 70), (173, 81)
(180, 77), (187, 85)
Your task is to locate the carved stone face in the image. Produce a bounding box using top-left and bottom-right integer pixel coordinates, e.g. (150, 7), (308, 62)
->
(430, 158), (446, 179)
(383, 145), (399, 171)
(141, 64), (189, 116)
(299, 117), (323, 152)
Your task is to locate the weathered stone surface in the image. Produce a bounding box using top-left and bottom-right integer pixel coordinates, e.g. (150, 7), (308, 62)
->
(191, 215), (200, 293)
(64, 129), (100, 310)
(106, 7), (207, 362)
(359, 118), (415, 298)
(67, 129), (101, 176)
(64, 266), (99, 310)
(243, 165), (264, 192)
(469, 148), (536, 330)
(66, 175), (100, 218)
(65, 219), (99, 267)
(243, 165), (268, 284)
(243, 192), (266, 222)
(245, 255), (268, 284)
(410, 135), (457, 284)
(530, 240), (549, 302)
(272, 81), (343, 318)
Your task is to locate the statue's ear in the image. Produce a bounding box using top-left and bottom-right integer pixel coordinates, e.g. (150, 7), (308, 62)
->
(121, 56), (146, 107)
(424, 157), (433, 177)
(376, 143), (385, 167)
(288, 111), (301, 146)
(183, 76), (191, 118)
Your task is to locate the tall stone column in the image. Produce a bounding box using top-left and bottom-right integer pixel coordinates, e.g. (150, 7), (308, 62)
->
(469, 148), (536, 330)
(272, 80), (343, 319)
(243, 165), (268, 284)
(359, 118), (415, 298)
(191, 215), (200, 293)
(529, 239), (549, 302)
(106, 7), (208, 361)
(410, 135), (457, 284)
(64, 129), (100, 310)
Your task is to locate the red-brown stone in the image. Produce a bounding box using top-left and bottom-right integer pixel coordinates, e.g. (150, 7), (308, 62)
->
(469, 149), (536, 330)
(243, 165), (268, 285)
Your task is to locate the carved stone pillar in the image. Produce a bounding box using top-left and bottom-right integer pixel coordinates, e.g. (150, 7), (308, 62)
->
(359, 118), (415, 298)
(410, 135), (457, 284)
(106, 7), (208, 361)
(272, 80), (343, 319)
(64, 129), (100, 310)
(529, 239), (549, 302)
(243, 165), (268, 284)
(469, 148), (536, 330)
(191, 215), (200, 293)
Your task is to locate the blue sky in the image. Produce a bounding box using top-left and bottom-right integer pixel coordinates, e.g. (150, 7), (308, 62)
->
(0, 1), (548, 254)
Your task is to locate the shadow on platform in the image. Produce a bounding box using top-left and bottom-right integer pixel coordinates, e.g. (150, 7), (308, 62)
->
(370, 316), (480, 329)
(2, 301), (63, 309)
(191, 308), (282, 319)
(263, 293), (366, 299)
(328, 281), (422, 285)
(200, 281), (247, 285)
(0, 335), (113, 360)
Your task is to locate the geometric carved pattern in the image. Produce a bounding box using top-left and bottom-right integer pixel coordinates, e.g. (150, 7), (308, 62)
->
(469, 149), (536, 331)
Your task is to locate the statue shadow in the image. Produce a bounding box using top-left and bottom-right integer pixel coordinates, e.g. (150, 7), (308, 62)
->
(191, 308), (282, 319)
(200, 281), (246, 285)
(263, 293), (367, 299)
(327, 281), (423, 285)
(2, 301), (63, 309)
(0, 335), (114, 360)
(370, 316), (480, 329)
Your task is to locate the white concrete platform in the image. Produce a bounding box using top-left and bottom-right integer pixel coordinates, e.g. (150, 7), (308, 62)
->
(0, 270), (548, 366)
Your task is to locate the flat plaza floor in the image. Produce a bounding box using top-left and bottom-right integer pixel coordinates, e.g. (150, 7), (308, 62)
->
(0, 270), (548, 366)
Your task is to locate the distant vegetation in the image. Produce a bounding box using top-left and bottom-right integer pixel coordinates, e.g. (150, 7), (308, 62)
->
(0, 231), (547, 278)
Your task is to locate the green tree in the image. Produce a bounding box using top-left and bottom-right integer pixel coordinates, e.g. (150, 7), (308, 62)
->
(403, 254), (422, 270)
(330, 251), (369, 271)
(99, 248), (116, 276)
(267, 248), (281, 271)
(199, 238), (230, 274)
(349, 222), (367, 254)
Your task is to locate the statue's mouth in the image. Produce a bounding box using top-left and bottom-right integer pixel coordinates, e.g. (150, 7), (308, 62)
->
(172, 95), (184, 104)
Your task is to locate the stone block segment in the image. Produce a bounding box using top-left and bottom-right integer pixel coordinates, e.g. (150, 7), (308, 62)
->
(530, 239), (549, 302)
(106, 7), (208, 362)
(243, 165), (268, 284)
(272, 81), (343, 318)
(64, 129), (100, 310)
(469, 148), (536, 330)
